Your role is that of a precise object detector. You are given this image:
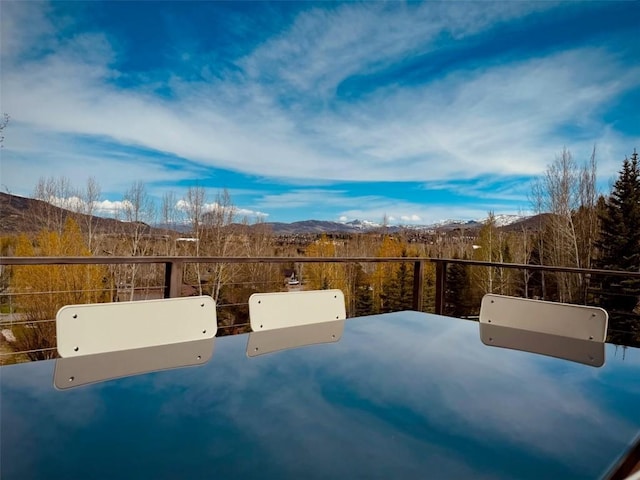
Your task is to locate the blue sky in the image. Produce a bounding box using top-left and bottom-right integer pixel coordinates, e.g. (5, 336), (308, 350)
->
(1, 1), (639, 224)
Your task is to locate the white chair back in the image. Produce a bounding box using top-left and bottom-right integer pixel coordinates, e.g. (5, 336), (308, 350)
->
(56, 296), (217, 357)
(479, 294), (608, 342)
(249, 289), (346, 331)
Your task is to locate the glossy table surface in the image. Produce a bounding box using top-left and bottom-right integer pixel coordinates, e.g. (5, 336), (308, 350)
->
(1, 311), (639, 479)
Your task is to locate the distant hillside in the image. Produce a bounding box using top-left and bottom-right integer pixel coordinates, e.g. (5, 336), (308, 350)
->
(0, 192), (161, 236)
(1, 192), (543, 237)
(261, 220), (386, 235)
(260, 216), (541, 235)
(500, 213), (551, 232)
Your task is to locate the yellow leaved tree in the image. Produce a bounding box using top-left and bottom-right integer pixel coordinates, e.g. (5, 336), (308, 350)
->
(305, 235), (347, 292)
(11, 218), (108, 360)
(371, 235), (406, 312)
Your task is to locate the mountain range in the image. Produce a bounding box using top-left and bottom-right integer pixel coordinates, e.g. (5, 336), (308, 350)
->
(259, 214), (531, 234)
(0, 192), (536, 236)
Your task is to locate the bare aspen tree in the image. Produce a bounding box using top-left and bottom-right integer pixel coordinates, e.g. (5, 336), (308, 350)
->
(81, 176), (101, 253)
(161, 191), (180, 255)
(120, 181), (156, 300)
(473, 212), (498, 294)
(183, 186), (206, 295)
(544, 149), (581, 301)
(33, 176), (77, 235)
(513, 224), (534, 298)
(0, 113), (9, 146)
(239, 216), (276, 290)
(122, 181), (156, 250)
(576, 146), (599, 302)
(581, 146), (599, 267)
(161, 191), (179, 229)
(533, 147), (599, 303)
(203, 189), (238, 303)
(530, 177), (547, 298)
(33, 176), (55, 232)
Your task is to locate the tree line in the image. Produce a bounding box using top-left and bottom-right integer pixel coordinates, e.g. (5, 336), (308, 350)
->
(445, 148), (640, 346)
(1, 148), (639, 361)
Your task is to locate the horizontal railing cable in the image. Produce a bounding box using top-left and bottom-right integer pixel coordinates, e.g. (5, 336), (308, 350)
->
(2, 256), (638, 362)
(0, 346), (57, 357)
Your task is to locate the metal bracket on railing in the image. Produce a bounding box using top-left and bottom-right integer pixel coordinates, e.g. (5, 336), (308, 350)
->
(164, 260), (184, 298)
(434, 260), (447, 315)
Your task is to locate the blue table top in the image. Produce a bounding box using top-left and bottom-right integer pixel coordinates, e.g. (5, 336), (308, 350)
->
(1, 311), (639, 479)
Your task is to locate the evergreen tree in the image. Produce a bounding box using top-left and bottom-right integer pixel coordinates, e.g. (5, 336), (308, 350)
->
(355, 285), (375, 316)
(380, 250), (413, 313)
(353, 264), (375, 316)
(596, 150), (640, 315)
(445, 254), (474, 317)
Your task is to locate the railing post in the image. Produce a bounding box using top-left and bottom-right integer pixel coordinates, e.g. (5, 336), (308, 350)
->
(434, 260), (447, 315)
(412, 260), (424, 311)
(164, 261), (183, 298)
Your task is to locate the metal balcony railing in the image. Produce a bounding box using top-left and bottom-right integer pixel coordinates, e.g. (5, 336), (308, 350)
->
(1, 256), (639, 363)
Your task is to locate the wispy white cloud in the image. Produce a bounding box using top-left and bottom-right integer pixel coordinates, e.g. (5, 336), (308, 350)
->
(240, 2), (556, 97)
(42, 196), (133, 216)
(0, 1), (57, 61)
(3, 2), (636, 184)
(94, 199), (132, 215)
(255, 189), (507, 224)
(236, 207), (269, 219)
(1, 1), (637, 222)
(175, 199), (268, 219)
(46, 195), (85, 211)
(256, 189), (355, 209)
(0, 123), (204, 195)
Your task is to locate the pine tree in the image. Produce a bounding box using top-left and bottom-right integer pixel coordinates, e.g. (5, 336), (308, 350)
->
(596, 150), (640, 315)
(445, 254), (474, 317)
(372, 235), (404, 312)
(355, 287), (374, 316)
(381, 250), (413, 313)
(353, 264), (374, 316)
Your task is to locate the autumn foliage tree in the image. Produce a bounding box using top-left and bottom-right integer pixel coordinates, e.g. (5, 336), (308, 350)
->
(305, 235), (347, 290)
(12, 218), (107, 360)
(372, 236), (406, 312)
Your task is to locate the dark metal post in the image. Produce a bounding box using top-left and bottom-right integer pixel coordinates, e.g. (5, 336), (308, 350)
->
(412, 260), (424, 311)
(434, 260), (447, 315)
(164, 261), (184, 298)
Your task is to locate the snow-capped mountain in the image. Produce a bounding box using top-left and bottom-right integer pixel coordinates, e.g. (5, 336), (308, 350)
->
(261, 214), (531, 234)
(338, 214), (529, 231)
(344, 219), (382, 229)
(479, 214), (528, 227)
